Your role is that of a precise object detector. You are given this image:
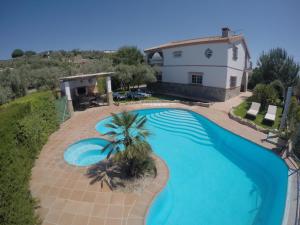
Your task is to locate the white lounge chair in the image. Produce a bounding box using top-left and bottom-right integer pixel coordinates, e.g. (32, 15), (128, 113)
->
(264, 105), (277, 122)
(246, 102), (261, 118)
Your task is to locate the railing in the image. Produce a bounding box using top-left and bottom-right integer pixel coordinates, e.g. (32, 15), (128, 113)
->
(149, 58), (163, 65)
(55, 96), (71, 124)
(296, 170), (300, 225)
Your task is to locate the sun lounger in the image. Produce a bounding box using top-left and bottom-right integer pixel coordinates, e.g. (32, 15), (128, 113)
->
(246, 102), (261, 117)
(264, 105), (277, 122)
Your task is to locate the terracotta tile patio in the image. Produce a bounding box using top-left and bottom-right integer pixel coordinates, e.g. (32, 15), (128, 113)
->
(31, 92), (284, 225)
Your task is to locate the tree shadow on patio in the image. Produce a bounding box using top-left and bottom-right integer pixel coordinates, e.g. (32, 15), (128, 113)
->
(86, 159), (126, 190)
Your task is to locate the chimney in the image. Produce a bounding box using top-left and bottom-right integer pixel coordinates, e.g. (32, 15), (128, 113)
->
(222, 27), (230, 37)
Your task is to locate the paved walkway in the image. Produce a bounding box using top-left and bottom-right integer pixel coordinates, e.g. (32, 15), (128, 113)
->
(31, 92), (280, 225)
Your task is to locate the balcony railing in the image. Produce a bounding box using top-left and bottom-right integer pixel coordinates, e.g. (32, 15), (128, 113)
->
(149, 58), (163, 65)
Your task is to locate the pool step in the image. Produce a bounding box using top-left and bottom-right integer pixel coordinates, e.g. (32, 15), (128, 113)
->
(147, 113), (213, 146)
(148, 112), (206, 133)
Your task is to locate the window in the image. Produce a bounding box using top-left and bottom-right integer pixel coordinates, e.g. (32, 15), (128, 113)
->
(230, 76), (237, 88)
(232, 45), (238, 60)
(173, 51), (182, 58)
(190, 72), (203, 85)
(156, 72), (162, 82)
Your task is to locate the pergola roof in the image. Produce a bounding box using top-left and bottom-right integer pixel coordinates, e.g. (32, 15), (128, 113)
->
(59, 72), (115, 82)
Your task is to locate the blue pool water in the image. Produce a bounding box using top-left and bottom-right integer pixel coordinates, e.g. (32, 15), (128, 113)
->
(64, 138), (110, 166)
(96, 108), (288, 225)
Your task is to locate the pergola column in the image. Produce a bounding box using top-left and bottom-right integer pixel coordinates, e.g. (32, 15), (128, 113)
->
(106, 76), (113, 105)
(64, 81), (74, 115)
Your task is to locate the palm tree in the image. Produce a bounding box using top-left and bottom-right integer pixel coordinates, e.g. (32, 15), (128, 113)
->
(102, 111), (150, 159)
(88, 111), (155, 188)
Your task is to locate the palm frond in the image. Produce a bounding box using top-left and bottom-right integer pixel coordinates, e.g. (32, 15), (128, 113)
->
(105, 123), (118, 129)
(135, 117), (147, 129)
(103, 130), (118, 137)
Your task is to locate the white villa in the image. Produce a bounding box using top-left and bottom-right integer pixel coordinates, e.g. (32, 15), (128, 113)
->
(144, 28), (252, 101)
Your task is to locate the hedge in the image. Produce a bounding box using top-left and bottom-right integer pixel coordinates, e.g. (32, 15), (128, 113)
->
(0, 92), (59, 225)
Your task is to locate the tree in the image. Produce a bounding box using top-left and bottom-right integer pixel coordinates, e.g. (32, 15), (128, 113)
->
(97, 77), (106, 95)
(102, 111), (150, 155)
(100, 111), (156, 178)
(287, 96), (300, 134)
(251, 84), (278, 110)
(249, 48), (300, 89)
(131, 64), (156, 88)
(270, 79), (285, 99)
(115, 64), (134, 90)
(113, 46), (144, 65)
(11, 49), (24, 58)
(24, 51), (36, 57)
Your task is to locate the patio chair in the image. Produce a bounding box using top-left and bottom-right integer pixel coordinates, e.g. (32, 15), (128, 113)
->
(264, 105), (277, 122)
(246, 102), (261, 118)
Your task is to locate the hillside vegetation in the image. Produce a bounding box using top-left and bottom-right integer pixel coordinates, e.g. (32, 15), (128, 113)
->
(0, 47), (156, 105)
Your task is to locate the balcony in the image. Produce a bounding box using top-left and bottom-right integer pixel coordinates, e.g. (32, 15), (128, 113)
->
(148, 52), (163, 66)
(149, 58), (163, 65)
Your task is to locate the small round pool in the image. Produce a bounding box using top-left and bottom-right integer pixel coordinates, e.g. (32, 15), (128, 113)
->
(64, 138), (111, 166)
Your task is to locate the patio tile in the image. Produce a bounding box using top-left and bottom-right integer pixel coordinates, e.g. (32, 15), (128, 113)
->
(91, 203), (108, 217)
(88, 217), (105, 225)
(107, 205), (123, 219)
(106, 218), (123, 225)
(126, 218), (144, 225)
(82, 191), (97, 202)
(45, 209), (62, 224)
(58, 212), (75, 225)
(72, 214), (90, 225)
(70, 190), (84, 201)
(58, 188), (72, 199)
(95, 192), (111, 204)
(110, 192), (125, 205)
(124, 193), (137, 206)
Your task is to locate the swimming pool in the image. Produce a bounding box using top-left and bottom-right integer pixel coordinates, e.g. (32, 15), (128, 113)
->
(64, 138), (110, 166)
(96, 108), (288, 225)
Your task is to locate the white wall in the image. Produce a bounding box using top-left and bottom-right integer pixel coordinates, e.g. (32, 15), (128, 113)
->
(161, 66), (228, 88)
(227, 41), (246, 70)
(163, 43), (228, 66)
(226, 41), (249, 88)
(60, 78), (97, 94)
(160, 43), (229, 88)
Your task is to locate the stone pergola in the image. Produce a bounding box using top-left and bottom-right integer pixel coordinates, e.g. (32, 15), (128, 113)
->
(59, 72), (115, 115)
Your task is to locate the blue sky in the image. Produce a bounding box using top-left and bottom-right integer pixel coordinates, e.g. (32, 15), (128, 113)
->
(0, 0), (299, 65)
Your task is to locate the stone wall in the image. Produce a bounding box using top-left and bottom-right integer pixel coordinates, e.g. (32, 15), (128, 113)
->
(148, 82), (241, 102)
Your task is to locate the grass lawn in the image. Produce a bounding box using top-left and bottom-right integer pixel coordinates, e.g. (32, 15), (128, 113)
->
(233, 101), (283, 129)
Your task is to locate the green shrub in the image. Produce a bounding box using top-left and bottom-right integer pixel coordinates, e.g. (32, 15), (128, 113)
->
(97, 77), (106, 95)
(292, 126), (300, 159)
(287, 97), (300, 133)
(114, 141), (157, 178)
(251, 84), (278, 110)
(0, 92), (58, 225)
(11, 49), (24, 58)
(270, 79), (285, 99)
